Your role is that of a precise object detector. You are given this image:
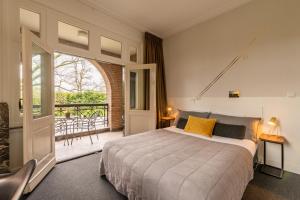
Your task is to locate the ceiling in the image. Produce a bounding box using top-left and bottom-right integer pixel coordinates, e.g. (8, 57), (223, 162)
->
(79, 0), (252, 38)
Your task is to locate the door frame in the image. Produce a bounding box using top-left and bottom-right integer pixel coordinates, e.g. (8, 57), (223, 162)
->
(124, 64), (156, 135)
(22, 27), (56, 192)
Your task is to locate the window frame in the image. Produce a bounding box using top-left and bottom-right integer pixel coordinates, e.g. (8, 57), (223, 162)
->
(57, 20), (90, 51)
(100, 35), (123, 60)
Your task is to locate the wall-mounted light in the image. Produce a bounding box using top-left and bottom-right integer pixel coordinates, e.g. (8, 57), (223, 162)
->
(229, 90), (240, 98)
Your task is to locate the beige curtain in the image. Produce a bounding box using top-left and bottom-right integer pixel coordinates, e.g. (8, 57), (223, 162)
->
(144, 32), (167, 128)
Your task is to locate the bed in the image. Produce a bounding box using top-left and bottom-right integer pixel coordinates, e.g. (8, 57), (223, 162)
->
(99, 125), (258, 200)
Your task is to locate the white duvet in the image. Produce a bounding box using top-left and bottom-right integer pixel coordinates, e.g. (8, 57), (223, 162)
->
(164, 126), (257, 157)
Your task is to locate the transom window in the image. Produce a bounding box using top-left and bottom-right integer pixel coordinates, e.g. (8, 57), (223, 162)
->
(58, 21), (89, 50)
(100, 36), (122, 59)
(129, 47), (137, 62)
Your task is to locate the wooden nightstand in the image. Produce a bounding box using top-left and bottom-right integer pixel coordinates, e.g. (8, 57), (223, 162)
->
(161, 116), (175, 127)
(259, 133), (285, 178)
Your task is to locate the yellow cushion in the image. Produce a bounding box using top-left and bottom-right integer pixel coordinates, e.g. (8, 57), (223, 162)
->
(184, 116), (217, 137)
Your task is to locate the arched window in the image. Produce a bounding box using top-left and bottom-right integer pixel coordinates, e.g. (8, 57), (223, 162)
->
(54, 53), (107, 104)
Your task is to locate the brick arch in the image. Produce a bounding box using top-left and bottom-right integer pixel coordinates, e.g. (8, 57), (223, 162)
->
(90, 60), (123, 131)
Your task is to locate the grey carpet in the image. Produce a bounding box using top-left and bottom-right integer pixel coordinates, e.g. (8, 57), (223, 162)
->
(25, 153), (126, 200)
(25, 153), (300, 200)
(243, 166), (300, 200)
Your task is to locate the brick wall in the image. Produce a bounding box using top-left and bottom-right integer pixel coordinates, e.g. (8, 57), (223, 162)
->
(96, 61), (123, 131)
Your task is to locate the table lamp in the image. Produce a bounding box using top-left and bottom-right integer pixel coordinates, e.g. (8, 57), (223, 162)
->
(268, 117), (280, 135)
(167, 107), (172, 116)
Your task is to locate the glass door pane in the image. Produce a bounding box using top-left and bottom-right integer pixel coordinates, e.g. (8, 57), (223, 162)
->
(129, 69), (150, 110)
(32, 43), (52, 119)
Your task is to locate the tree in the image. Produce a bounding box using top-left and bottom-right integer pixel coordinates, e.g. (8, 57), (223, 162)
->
(54, 53), (106, 93)
(55, 91), (106, 104)
(29, 53), (107, 106)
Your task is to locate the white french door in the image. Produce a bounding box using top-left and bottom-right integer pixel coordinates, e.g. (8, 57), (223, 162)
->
(22, 27), (56, 192)
(124, 64), (156, 136)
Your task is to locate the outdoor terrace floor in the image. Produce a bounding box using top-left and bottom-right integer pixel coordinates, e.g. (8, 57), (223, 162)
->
(55, 131), (123, 162)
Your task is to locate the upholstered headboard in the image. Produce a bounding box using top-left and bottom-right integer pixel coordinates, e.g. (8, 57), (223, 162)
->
(0, 103), (9, 173)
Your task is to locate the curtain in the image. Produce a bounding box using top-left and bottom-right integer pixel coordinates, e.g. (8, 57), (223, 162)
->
(143, 69), (150, 110)
(144, 32), (168, 129)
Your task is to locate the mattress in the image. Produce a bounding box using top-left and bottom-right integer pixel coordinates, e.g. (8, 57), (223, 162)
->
(99, 128), (254, 200)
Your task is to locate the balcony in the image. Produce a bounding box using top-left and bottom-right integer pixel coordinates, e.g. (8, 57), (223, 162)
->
(54, 103), (123, 162)
(55, 103), (109, 143)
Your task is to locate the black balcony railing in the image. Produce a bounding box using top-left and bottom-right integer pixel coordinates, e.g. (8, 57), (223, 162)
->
(19, 102), (109, 141)
(54, 103), (109, 138)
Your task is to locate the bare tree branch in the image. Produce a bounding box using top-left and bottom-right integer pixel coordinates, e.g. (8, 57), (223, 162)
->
(54, 53), (104, 93)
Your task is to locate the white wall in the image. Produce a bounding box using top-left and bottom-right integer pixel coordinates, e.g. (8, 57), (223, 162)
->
(0, 0), (23, 171)
(1, 0), (21, 127)
(0, 0), (144, 170)
(164, 0), (300, 174)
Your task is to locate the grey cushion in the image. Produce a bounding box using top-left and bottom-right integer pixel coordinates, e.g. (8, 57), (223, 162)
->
(209, 113), (261, 141)
(176, 118), (188, 129)
(174, 110), (210, 126)
(213, 123), (246, 139)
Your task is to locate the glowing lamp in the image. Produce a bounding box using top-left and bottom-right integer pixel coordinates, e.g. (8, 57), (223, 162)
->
(268, 117), (279, 126)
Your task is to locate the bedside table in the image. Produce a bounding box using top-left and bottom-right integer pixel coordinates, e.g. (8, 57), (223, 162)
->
(161, 116), (175, 127)
(259, 133), (285, 178)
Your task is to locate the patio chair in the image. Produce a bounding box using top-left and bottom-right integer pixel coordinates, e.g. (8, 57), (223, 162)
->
(0, 159), (37, 200)
(72, 111), (99, 145)
(55, 119), (69, 146)
(88, 112), (100, 139)
(70, 117), (83, 144)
